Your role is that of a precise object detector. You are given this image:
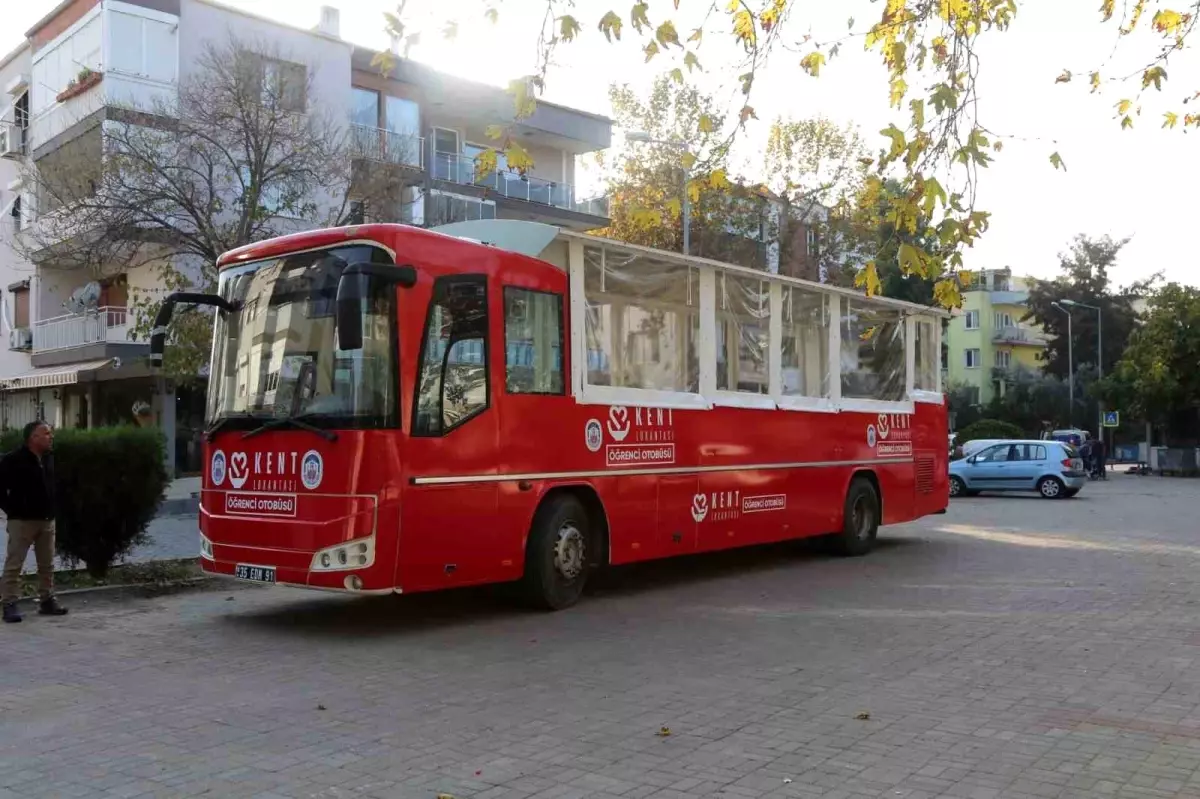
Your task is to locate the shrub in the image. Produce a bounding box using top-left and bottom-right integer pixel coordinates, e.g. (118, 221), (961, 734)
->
(955, 418), (1026, 447)
(0, 426), (168, 577)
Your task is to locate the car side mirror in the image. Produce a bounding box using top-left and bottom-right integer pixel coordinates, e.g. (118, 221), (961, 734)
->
(336, 262), (417, 351)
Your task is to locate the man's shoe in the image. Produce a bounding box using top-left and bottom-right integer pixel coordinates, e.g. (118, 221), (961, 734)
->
(2, 603), (22, 623)
(38, 598), (67, 617)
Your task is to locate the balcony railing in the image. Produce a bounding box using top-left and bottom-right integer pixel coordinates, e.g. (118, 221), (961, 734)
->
(349, 125), (423, 169)
(33, 307), (130, 353)
(573, 195), (610, 217)
(992, 326), (1045, 345)
(431, 151), (575, 210)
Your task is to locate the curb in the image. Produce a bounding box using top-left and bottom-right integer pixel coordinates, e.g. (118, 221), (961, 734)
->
(14, 575), (218, 604)
(158, 497), (199, 517)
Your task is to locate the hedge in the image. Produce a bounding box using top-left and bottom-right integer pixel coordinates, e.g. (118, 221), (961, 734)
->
(955, 418), (1025, 447)
(0, 426), (168, 577)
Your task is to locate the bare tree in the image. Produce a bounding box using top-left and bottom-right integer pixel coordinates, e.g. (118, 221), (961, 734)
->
(22, 35), (412, 379)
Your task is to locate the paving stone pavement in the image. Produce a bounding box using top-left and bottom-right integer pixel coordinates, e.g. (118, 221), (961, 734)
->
(5, 475), (1200, 798)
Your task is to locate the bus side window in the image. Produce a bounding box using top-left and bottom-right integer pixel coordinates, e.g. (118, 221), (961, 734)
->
(413, 275), (489, 436)
(503, 287), (564, 395)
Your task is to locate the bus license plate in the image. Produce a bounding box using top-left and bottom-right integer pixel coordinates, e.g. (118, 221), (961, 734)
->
(234, 564), (276, 584)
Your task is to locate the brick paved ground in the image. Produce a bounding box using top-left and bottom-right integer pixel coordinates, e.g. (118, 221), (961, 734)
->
(4, 475), (1200, 799)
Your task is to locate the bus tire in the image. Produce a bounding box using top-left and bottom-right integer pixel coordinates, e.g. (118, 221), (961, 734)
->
(521, 494), (591, 611)
(830, 476), (879, 557)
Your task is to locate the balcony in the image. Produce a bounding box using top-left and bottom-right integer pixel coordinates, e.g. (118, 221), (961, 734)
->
(349, 125), (423, 169)
(992, 326), (1045, 345)
(431, 151), (575, 210)
(34, 307), (130, 353)
(573, 196), (609, 216)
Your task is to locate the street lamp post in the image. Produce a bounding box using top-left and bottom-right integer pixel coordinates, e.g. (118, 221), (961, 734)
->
(1051, 301), (1074, 428)
(625, 131), (690, 255)
(1059, 298), (1104, 443)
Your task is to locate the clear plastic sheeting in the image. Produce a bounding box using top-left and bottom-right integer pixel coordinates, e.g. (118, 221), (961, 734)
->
(914, 318), (939, 392)
(841, 302), (906, 401)
(781, 288), (830, 398)
(504, 288), (564, 394)
(718, 273), (770, 394)
(584, 245), (700, 392)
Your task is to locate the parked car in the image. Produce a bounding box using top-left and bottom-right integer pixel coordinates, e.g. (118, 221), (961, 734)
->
(949, 440), (1087, 499)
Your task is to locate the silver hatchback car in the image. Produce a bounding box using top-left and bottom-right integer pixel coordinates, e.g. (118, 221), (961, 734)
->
(950, 440), (1088, 499)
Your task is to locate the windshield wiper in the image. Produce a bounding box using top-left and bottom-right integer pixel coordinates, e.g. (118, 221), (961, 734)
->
(241, 414), (338, 443)
(204, 414), (251, 442)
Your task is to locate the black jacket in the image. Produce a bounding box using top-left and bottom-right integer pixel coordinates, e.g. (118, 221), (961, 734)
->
(0, 446), (55, 521)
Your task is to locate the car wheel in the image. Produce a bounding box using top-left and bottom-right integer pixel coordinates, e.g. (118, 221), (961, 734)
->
(1063, 488), (1080, 498)
(521, 494), (591, 610)
(1037, 476), (1065, 499)
(949, 476), (967, 498)
(829, 477), (879, 557)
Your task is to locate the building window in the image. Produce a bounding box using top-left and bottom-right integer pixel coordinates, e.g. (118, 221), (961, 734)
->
(914, 318), (938, 391)
(964, 348), (981, 369)
(805, 226), (817, 255)
(995, 350), (1011, 369)
(504, 288), (564, 395)
(351, 87), (379, 127)
(964, 310), (979, 330)
(256, 57), (306, 112)
(995, 312), (1013, 328)
(413, 276), (489, 436)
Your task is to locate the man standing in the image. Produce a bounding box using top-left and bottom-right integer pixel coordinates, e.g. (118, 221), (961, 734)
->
(1, 421), (68, 623)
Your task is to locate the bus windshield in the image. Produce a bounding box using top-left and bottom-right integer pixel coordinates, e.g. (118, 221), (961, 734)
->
(206, 244), (399, 431)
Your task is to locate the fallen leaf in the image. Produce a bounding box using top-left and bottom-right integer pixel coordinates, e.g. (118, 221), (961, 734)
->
(317, 704), (327, 711)
(656, 726), (672, 737)
(854, 711), (870, 720)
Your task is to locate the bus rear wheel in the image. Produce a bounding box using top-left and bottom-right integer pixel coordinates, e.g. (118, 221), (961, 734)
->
(830, 477), (879, 557)
(522, 494), (591, 611)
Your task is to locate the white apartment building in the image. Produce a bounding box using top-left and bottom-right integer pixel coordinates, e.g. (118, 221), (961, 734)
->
(0, 0), (612, 475)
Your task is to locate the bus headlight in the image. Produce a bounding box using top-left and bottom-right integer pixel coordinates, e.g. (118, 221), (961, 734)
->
(311, 538), (374, 572)
(200, 534), (214, 561)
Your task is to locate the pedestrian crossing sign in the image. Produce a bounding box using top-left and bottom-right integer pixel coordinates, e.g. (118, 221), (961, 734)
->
(1103, 411), (1119, 427)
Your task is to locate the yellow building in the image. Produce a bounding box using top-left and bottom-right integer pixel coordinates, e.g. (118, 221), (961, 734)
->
(945, 268), (1047, 404)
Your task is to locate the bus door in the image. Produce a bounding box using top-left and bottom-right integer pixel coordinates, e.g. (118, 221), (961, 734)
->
(400, 272), (502, 591)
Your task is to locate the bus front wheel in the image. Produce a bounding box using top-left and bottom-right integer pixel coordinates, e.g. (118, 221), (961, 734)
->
(522, 494), (591, 610)
(830, 476), (879, 557)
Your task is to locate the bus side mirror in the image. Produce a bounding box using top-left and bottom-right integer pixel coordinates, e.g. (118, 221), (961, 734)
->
(149, 291), (239, 367)
(335, 263), (417, 351)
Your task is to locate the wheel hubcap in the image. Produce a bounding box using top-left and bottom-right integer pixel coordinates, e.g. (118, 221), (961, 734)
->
(950, 479), (961, 496)
(1043, 481), (1059, 497)
(554, 524), (585, 580)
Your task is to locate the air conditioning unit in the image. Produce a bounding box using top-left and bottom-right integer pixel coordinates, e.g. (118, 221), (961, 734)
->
(8, 327), (31, 351)
(0, 123), (22, 160)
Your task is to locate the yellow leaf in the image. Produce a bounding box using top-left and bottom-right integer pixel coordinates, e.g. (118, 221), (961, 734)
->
(473, 148), (498, 181)
(684, 51), (702, 72)
(708, 169), (731, 190)
(688, 28), (703, 44)
(855, 262), (882, 297)
(1049, 152), (1065, 171)
(442, 20), (459, 39)
(643, 41), (660, 62)
(1121, 115), (1134, 129)
(1116, 98), (1132, 115)
(1055, 69), (1072, 84)
(631, 2), (651, 34)
(508, 78), (537, 118)
(1152, 9), (1185, 33)
(370, 50), (396, 76)
(656, 21), (681, 48)
(698, 115), (714, 134)
(880, 124), (906, 159)
(484, 125), (505, 140)
(898, 242), (925, 277)
(681, 151), (697, 169)
(669, 68), (684, 84)
(1099, 0), (1115, 21)
(1164, 111), (1179, 128)
(598, 11), (623, 42)
(504, 142), (534, 174)
(800, 52), (825, 77)
(732, 10), (756, 48)
(484, 7), (499, 24)
(933, 277), (961, 309)
(665, 197), (683, 218)
(921, 177), (947, 217)
(1142, 66), (1167, 91)
(558, 15), (581, 42)
(1090, 72), (1101, 92)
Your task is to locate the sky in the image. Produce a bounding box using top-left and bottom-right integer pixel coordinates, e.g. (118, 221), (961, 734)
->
(5, 0), (1197, 289)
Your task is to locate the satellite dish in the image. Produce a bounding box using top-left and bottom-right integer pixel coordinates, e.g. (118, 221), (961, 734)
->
(64, 281), (102, 314)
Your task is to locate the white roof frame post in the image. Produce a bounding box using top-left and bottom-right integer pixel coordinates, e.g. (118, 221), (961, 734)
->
(568, 237), (587, 403)
(767, 281), (782, 400)
(698, 266), (717, 396)
(828, 294), (843, 408)
(905, 313), (917, 401)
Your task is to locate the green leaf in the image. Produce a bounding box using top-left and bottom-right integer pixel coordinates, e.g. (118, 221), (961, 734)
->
(631, 2), (651, 33)
(898, 243), (925, 278)
(684, 51), (702, 72)
(643, 40), (660, 62)
(688, 28), (703, 43)
(930, 83), (957, 114)
(1142, 65), (1167, 91)
(739, 71), (754, 95)
(485, 7), (499, 24)
(442, 20), (459, 39)
(880, 124), (906, 160)
(598, 11), (623, 41)
(1049, 151), (1066, 171)
(669, 67), (684, 84)
(698, 114), (715, 134)
(910, 98), (925, 129)
(656, 20), (681, 48)
(558, 15), (582, 42)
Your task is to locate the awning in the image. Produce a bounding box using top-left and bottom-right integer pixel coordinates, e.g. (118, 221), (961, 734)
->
(0, 359), (117, 391)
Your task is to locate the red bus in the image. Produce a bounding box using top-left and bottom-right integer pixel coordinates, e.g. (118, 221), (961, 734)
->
(152, 220), (949, 609)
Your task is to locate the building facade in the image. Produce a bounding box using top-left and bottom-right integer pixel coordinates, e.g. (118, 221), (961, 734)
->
(0, 0), (612, 475)
(945, 267), (1047, 405)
